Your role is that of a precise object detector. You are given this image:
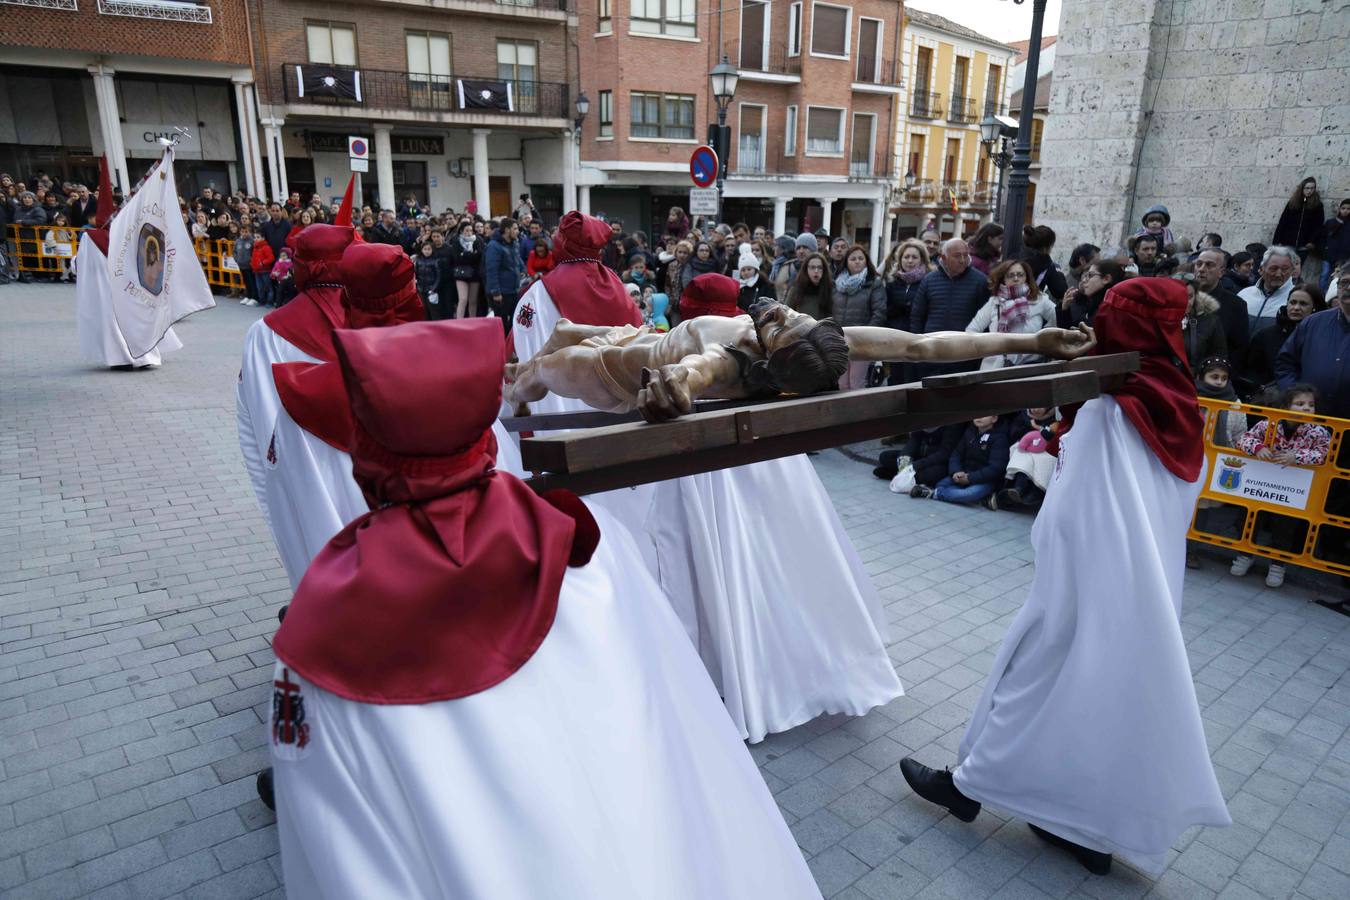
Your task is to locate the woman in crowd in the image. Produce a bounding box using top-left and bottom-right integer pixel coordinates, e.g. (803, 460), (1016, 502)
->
(785, 252), (832, 321)
(1176, 273), (1227, 372)
(674, 240), (720, 303)
(831, 244), (886, 389)
(449, 220), (484, 320)
(663, 206), (691, 240)
(1273, 177), (1325, 282)
(190, 211), (209, 240)
(881, 239), (929, 387)
(1020, 224), (1068, 302)
(1058, 257), (1128, 327)
(207, 212), (232, 242)
(526, 235), (555, 281)
(965, 259), (1059, 368)
(414, 241), (446, 319)
(1245, 282), (1325, 390)
(662, 240), (692, 297)
(967, 223), (1004, 276)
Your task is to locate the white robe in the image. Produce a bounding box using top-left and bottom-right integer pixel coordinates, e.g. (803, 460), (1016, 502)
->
(75, 233), (181, 367)
(513, 281), (901, 743)
(953, 396), (1231, 875)
(270, 505), (820, 900)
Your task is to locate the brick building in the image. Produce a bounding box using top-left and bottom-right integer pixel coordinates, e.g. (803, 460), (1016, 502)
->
(0, 0), (260, 198)
(250, 0), (579, 219)
(575, 0), (904, 257)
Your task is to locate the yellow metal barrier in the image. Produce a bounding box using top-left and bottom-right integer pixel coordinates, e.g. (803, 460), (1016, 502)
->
(1191, 396), (1349, 577)
(193, 237), (245, 292)
(4, 223), (80, 275)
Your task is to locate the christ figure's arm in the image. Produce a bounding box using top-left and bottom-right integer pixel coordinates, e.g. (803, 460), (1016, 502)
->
(844, 324), (1096, 364)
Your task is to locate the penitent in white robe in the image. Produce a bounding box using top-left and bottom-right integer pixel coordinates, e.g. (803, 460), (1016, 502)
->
(75, 233), (182, 368)
(270, 504), (822, 900)
(953, 396), (1231, 875)
(511, 281), (901, 743)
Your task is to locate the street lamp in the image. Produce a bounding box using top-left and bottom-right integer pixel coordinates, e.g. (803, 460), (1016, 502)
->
(565, 92), (588, 216)
(980, 114), (1017, 224)
(903, 169), (917, 192)
(1001, 0), (1048, 258)
(574, 92), (590, 130)
(709, 56), (739, 224)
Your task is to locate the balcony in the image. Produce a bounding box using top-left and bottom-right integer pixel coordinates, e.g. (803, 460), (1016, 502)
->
(893, 179), (996, 208)
(279, 64), (569, 123)
(374, 0), (573, 20)
(983, 100), (1004, 119)
(910, 91), (943, 119)
(948, 95), (977, 125)
(853, 56), (903, 92)
(723, 40), (801, 82)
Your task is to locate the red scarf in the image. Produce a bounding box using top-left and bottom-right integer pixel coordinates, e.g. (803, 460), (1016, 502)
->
(272, 320), (599, 704)
(1054, 277), (1201, 482)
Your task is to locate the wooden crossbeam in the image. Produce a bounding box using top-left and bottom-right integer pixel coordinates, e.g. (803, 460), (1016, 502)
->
(519, 354), (1139, 496)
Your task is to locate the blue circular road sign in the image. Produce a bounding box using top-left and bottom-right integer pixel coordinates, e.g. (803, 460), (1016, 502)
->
(690, 145), (719, 188)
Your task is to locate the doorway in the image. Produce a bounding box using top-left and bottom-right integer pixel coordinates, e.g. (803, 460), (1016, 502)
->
(392, 160), (428, 208)
(489, 175), (512, 219)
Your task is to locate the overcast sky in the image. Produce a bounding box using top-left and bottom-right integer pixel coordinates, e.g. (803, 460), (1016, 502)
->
(907, 0), (1064, 43)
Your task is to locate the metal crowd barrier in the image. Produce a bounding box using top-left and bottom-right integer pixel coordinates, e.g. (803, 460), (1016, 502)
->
(1191, 396), (1349, 578)
(4, 225), (241, 292)
(192, 237), (245, 291)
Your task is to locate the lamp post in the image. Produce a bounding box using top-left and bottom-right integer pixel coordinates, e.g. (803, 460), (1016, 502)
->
(709, 56), (739, 225)
(1001, 0), (1048, 258)
(564, 92), (588, 216)
(980, 114), (1016, 224)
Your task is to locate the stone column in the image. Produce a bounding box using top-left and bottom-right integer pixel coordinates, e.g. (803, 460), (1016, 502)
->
(817, 197), (836, 235)
(578, 185), (592, 216)
(243, 85), (266, 200)
(772, 197), (788, 237)
(261, 119), (284, 202)
(373, 124), (395, 211)
(561, 129), (577, 215)
(231, 77), (262, 198)
(87, 65), (129, 192)
(869, 196), (887, 262)
(472, 129), (491, 217)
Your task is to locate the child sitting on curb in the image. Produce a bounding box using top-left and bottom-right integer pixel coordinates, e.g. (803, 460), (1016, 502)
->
(911, 415), (1009, 508)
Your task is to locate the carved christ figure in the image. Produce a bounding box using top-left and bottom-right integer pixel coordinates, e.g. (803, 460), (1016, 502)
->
(504, 300), (1097, 421)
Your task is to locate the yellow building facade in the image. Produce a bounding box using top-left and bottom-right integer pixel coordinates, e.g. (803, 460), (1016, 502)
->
(891, 9), (1016, 240)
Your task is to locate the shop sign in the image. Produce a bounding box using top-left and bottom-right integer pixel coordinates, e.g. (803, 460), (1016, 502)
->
(305, 131), (444, 156)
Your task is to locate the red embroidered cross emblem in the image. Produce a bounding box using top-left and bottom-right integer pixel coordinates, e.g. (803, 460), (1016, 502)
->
(272, 667), (310, 748)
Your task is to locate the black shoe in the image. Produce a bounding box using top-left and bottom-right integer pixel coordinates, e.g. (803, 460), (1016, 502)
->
(873, 465), (897, 481)
(256, 768), (275, 811)
(1029, 824), (1112, 875)
(899, 758), (981, 822)
(910, 485), (933, 499)
(996, 487), (1021, 508)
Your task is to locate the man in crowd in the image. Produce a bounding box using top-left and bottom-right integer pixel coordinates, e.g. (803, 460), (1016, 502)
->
(1131, 233), (1164, 276)
(485, 218), (526, 332)
(828, 237), (850, 276)
(368, 210), (406, 247)
(259, 202), (292, 256)
(67, 184), (94, 228)
(909, 239), (990, 376)
(1276, 267), (1350, 418)
(1323, 198), (1350, 291)
(601, 219), (626, 272)
(1238, 246), (1298, 330)
(1192, 248), (1251, 370)
(519, 218), (544, 262)
(920, 227), (942, 261)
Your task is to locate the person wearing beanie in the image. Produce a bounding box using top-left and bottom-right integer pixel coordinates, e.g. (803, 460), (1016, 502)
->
(901, 277), (1231, 877)
(768, 234), (796, 301)
(1134, 203), (1176, 250)
(734, 242), (775, 311)
(267, 319), (821, 900)
(237, 223), (356, 541)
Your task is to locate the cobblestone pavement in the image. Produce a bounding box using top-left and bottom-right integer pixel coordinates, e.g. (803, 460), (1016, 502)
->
(3, 283), (1349, 900)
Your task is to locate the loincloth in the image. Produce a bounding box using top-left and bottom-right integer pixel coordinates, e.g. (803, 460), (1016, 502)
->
(580, 325), (663, 413)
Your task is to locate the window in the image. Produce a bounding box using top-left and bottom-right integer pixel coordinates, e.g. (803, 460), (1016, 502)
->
(498, 40), (538, 113)
(810, 3), (849, 58)
(598, 90), (613, 137)
(784, 105), (798, 156)
(632, 0), (696, 38)
(914, 45), (933, 93)
(850, 113), (875, 176)
(944, 137), (960, 183)
(630, 92), (696, 139)
(805, 106), (844, 155)
(953, 56), (970, 98)
(738, 104), (766, 173)
(856, 18), (881, 82)
(1031, 118), (1044, 161)
(740, 1), (769, 71)
(984, 64), (1003, 116)
(908, 134), (926, 178)
(599, 0), (612, 33)
(787, 2), (802, 56)
(306, 22), (357, 66)
(406, 32), (452, 107)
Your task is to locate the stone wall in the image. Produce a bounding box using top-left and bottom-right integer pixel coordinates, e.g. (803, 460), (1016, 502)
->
(1034, 0), (1350, 252)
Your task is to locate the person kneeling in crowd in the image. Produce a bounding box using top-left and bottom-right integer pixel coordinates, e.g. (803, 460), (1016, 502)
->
(993, 407), (1059, 511)
(875, 424), (963, 488)
(911, 415), (1009, 507)
(1229, 384), (1330, 587)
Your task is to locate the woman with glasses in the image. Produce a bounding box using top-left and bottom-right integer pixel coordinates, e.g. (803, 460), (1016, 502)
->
(1058, 257), (1129, 328)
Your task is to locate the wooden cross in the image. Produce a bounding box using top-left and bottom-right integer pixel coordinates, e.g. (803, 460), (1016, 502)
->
(520, 353), (1139, 496)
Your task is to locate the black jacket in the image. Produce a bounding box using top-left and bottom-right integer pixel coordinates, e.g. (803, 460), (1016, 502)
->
(1245, 308), (1299, 390)
(948, 423), (1011, 485)
(413, 255), (442, 296)
(1058, 285), (1107, 329)
(736, 276), (776, 311)
(1208, 287), (1251, 374)
(905, 424), (964, 488)
(1273, 203), (1325, 251)
(1023, 252), (1067, 300)
(883, 278), (922, 331)
(448, 239), (484, 283)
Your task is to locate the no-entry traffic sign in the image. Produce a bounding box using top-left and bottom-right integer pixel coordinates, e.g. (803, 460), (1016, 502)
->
(690, 145), (718, 188)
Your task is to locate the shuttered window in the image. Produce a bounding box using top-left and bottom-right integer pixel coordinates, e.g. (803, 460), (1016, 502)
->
(810, 4), (849, 58)
(805, 107), (843, 154)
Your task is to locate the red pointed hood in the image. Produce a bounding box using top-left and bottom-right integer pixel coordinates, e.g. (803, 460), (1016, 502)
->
(536, 211), (642, 329)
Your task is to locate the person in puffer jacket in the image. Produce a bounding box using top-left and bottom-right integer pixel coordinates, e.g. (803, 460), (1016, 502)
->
(831, 244), (885, 389)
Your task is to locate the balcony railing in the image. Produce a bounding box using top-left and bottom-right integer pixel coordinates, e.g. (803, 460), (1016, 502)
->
(854, 56), (902, 88)
(723, 40), (801, 77)
(895, 179), (996, 207)
(948, 95), (977, 124)
(910, 91), (942, 119)
(280, 64), (569, 119)
(983, 100), (1004, 119)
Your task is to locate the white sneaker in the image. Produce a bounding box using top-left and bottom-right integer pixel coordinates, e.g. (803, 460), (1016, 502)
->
(242, 298), (258, 307)
(1230, 555), (1253, 577)
(1265, 564), (1286, 588)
